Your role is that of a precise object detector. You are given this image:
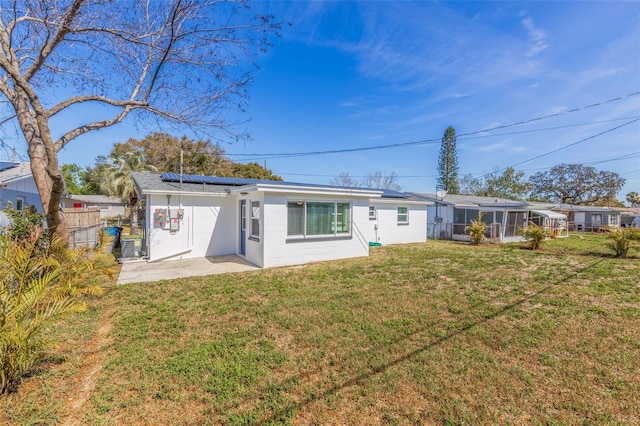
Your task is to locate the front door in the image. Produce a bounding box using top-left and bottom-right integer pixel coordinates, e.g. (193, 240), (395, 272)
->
(239, 200), (246, 255)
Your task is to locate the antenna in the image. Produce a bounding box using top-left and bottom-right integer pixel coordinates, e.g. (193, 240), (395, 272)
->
(179, 144), (183, 190)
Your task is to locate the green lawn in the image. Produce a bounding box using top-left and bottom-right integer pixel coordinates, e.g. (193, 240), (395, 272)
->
(2, 234), (639, 425)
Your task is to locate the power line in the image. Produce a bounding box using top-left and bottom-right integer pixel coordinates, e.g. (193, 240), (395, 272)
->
(226, 92), (640, 160)
(498, 117), (640, 172)
(276, 149), (640, 181)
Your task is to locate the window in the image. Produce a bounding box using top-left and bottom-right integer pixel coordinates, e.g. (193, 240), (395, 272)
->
(241, 204), (246, 231)
(287, 201), (351, 237)
(15, 197), (25, 212)
(250, 201), (260, 239)
(591, 213), (602, 225)
(369, 206), (376, 220)
(397, 207), (408, 224)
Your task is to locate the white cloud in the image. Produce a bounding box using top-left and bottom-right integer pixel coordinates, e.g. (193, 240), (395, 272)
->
(520, 14), (548, 57)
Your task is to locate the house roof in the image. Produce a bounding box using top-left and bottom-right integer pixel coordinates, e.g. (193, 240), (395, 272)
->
(552, 204), (620, 213)
(530, 209), (568, 220)
(0, 162), (32, 183)
(409, 192), (528, 208)
(66, 195), (125, 204)
(133, 172), (423, 200)
(615, 207), (640, 217)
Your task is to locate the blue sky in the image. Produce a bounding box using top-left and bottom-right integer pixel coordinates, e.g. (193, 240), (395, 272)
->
(14, 1), (640, 198)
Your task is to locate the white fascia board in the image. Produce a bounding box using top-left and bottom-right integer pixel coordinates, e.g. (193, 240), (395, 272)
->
(140, 189), (230, 197)
(232, 184), (383, 198)
(370, 198), (432, 206)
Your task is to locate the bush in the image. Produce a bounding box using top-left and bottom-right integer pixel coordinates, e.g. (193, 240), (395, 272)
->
(521, 223), (553, 250)
(1, 204), (45, 242)
(0, 229), (110, 394)
(466, 220), (487, 245)
(606, 228), (640, 258)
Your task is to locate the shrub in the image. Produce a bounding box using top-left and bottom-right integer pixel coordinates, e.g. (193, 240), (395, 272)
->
(0, 229), (110, 394)
(466, 219), (487, 245)
(1, 204), (45, 242)
(606, 228), (640, 258)
(521, 223), (553, 250)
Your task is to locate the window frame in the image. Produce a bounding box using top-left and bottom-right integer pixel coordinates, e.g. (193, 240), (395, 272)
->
(15, 196), (25, 212)
(287, 200), (353, 240)
(397, 206), (409, 224)
(250, 201), (260, 240)
(369, 205), (376, 220)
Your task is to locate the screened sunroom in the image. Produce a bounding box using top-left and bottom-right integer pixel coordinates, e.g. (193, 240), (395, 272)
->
(453, 207), (528, 243)
(528, 210), (569, 238)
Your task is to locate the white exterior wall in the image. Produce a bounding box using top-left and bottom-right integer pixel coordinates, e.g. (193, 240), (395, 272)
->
(260, 193), (371, 268)
(426, 204), (454, 224)
(370, 202), (427, 245)
(1, 176), (42, 211)
(6, 176), (38, 193)
(145, 193), (237, 262)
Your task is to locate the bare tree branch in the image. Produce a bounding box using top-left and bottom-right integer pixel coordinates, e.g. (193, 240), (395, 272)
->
(0, 0), (280, 240)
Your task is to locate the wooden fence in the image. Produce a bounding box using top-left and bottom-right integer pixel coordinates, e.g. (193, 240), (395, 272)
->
(64, 207), (102, 249)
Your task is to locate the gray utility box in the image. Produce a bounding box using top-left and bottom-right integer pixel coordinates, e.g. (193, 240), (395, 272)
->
(121, 238), (143, 258)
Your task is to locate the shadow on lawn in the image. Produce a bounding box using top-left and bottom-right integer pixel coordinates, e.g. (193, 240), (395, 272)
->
(262, 258), (606, 421)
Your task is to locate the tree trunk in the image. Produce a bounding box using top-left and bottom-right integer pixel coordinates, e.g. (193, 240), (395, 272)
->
(15, 90), (70, 242)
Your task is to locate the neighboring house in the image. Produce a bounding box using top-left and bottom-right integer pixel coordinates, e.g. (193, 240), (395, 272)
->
(616, 207), (640, 228)
(0, 161), (42, 211)
(411, 193), (530, 243)
(62, 194), (127, 219)
(132, 172), (429, 267)
(552, 204), (621, 232)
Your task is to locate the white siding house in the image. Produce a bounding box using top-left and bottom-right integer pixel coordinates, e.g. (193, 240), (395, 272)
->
(553, 205), (621, 231)
(133, 173), (429, 268)
(0, 162), (42, 211)
(62, 195), (127, 219)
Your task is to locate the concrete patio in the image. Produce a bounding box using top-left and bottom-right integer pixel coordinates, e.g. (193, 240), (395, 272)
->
(117, 255), (261, 285)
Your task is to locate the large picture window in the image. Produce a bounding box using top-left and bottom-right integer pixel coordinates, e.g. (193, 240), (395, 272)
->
(287, 201), (351, 237)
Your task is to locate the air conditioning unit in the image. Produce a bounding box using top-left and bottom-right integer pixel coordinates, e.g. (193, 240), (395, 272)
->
(121, 238), (142, 258)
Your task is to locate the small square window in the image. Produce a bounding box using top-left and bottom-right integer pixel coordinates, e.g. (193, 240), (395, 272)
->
(16, 197), (25, 212)
(369, 206), (376, 220)
(397, 207), (408, 224)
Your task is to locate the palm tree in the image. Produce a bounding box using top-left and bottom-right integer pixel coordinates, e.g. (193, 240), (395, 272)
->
(103, 151), (156, 235)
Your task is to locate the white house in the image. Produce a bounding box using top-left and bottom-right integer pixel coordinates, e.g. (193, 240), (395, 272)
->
(132, 172), (429, 268)
(0, 161), (42, 211)
(552, 204), (621, 232)
(62, 194), (127, 219)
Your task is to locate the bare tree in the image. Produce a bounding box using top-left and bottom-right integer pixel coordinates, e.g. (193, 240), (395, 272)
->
(361, 171), (402, 191)
(0, 0), (279, 240)
(330, 172), (358, 187)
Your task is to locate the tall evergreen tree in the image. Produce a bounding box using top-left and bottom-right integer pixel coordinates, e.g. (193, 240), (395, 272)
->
(437, 126), (460, 194)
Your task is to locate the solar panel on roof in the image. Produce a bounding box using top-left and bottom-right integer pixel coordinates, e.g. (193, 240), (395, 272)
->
(161, 172), (261, 186)
(380, 189), (410, 198)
